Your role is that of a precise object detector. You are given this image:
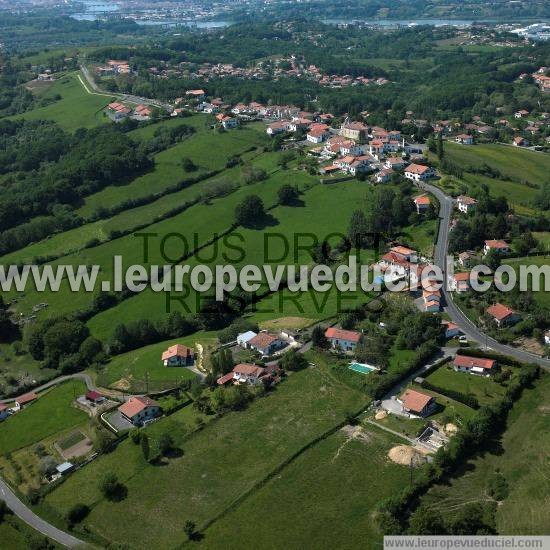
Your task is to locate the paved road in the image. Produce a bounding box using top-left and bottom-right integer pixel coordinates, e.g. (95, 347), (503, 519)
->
(0, 478), (87, 548)
(420, 181), (550, 370)
(80, 65), (172, 111)
(0, 373), (95, 405)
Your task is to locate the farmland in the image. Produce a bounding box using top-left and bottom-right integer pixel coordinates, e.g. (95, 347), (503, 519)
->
(42, 358), (371, 548)
(0, 381), (88, 456)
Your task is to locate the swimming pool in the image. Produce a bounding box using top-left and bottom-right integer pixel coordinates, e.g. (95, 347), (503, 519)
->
(348, 362), (376, 374)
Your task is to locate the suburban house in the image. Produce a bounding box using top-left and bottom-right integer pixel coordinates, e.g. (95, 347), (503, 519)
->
(413, 194), (431, 213)
(513, 136), (529, 147)
(231, 363), (267, 385)
(186, 89), (206, 100)
(339, 121), (368, 141)
(266, 121), (289, 135)
(449, 271), (472, 292)
(486, 303), (521, 328)
(457, 195), (478, 214)
(455, 134), (474, 145)
(398, 389), (436, 417)
(306, 127), (330, 143)
(0, 404), (8, 421)
(453, 355), (496, 376)
(376, 168), (394, 183)
(161, 344), (195, 367)
(483, 239), (510, 255)
(237, 330), (258, 348)
(85, 391), (106, 405)
(458, 250), (476, 267)
(248, 332), (284, 356)
(217, 114), (239, 129)
(423, 288), (441, 312)
(442, 321), (461, 339)
(544, 330), (550, 345)
(404, 163), (436, 182)
(324, 327), (362, 352)
(106, 102), (131, 121)
(15, 392), (38, 410)
(384, 157), (407, 170)
(379, 246), (418, 280)
(118, 396), (162, 426)
(514, 109), (530, 118)
(133, 104), (152, 119)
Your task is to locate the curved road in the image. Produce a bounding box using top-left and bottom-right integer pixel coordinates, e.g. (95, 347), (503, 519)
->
(0, 373), (95, 405)
(420, 181), (550, 370)
(0, 479), (87, 548)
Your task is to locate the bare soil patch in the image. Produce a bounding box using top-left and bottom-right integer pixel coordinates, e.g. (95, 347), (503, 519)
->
(388, 445), (428, 466)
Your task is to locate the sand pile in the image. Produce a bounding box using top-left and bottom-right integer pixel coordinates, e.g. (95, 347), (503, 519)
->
(388, 445), (425, 466)
(445, 423), (458, 435)
(375, 410), (388, 420)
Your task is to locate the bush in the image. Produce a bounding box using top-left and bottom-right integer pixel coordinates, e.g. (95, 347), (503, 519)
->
(66, 503), (90, 526)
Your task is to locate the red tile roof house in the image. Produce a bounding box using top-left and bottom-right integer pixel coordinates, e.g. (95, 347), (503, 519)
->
(85, 391), (106, 405)
(449, 271), (472, 293)
(162, 344), (195, 367)
(413, 194), (431, 213)
(483, 239), (510, 256)
(453, 355), (496, 376)
(486, 303), (521, 328)
(248, 332), (285, 356)
(455, 134), (474, 145)
(231, 363), (267, 385)
(404, 163), (436, 182)
(324, 328), (362, 352)
(398, 389), (436, 417)
(0, 403), (9, 421)
(15, 392), (38, 410)
(456, 195), (478, 214)
(442, 320), (461, 339)
(118, 396), (162, 426)
(306, 127), (330, 143)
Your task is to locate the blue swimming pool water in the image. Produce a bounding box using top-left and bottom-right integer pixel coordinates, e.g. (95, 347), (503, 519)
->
(348, 362), (376, 374)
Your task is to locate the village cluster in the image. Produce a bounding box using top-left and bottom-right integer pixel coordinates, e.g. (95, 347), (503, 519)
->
(95, 55), (390, 89)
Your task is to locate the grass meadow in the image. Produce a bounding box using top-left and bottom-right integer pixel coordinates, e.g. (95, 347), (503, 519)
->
(43, 359), (369, 548)
(0, 381), (87, 455)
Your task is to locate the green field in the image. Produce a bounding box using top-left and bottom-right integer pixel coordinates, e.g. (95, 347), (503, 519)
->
(0, 381), (87, 455)
(200, 425), (409, 549)
(419, 373), (550, 534)
(14, 73), (113, 131)
(425, 364), (507, 406)
(95, 331), (217, 392)
(0, 516), (57, 549)
(43, 357), (369, 548)
(503, 255), (550, 309)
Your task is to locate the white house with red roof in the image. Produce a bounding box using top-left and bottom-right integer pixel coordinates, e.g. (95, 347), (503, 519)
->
(248, 332), (284, 356)
(306, 127), (330, 143)
(413, 194), (431, 213)
(457, 195), (477, 214)
(384, 157), (407, 170)
(324, 327), (362, 352)
(231, 363), (267, 385)
(15, 392), (38, 410)
(398, 389), (436, 417)
(449, 271), (472, 293)
(266, 121), (289, 135)
(404, 164), (436, 182)
(161, 344), (195, 367)
(455, 134), (474, 145)
(486, 303), (520, 328)
(376, 168), (394, 183)
(119, 396), (161, 426)
(453, 355), (496, 376)
(442, 320), (461, 339)
(513, 136), (529, 147)
(483, 240), (510, 255)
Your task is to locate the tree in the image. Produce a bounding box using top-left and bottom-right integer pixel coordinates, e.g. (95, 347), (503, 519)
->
(279, 349), (308, 371)
(66, 503), (90, 527)
(99, 472), (126, 501)
(42, 319), (89, 363)
(408, 507), (447, 535)
(347, 210), (369, 249)
(181, 157), (197, 172)
(234, 195), (265, 227)
(141, 433), (151, 462)
(484, 249), (501, 272)
(184, 520), (197, 540)
(130, 429), (142, 445)
(0, 310), (18, 342)
(0, 499), (9, 523)
(38, 456), (57, 477)
(436, 133), (444, 161)
(277, 184), (299, 205)
(159, 433), (175, 456)
(311, 325), (329, 349)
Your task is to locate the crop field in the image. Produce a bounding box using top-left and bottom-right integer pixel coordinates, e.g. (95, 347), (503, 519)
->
(0, 381), (87, 455)
(200, 425), (409, 549)
(418, 373), (550, 534)
(14, 73), (113, 131)
(43, 358), (368, 548)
